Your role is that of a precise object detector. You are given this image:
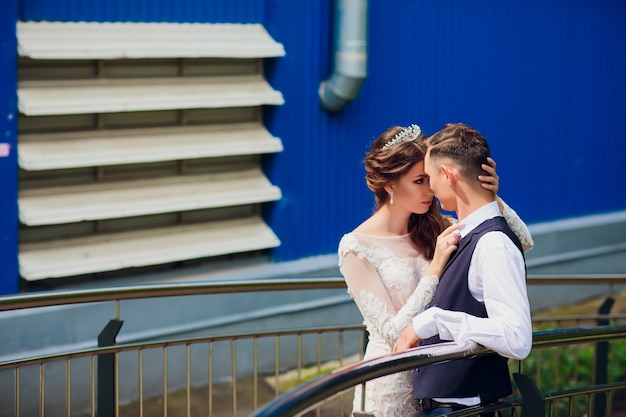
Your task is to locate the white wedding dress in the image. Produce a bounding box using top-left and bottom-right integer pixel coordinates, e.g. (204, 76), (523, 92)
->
(338, 201), (533, 417)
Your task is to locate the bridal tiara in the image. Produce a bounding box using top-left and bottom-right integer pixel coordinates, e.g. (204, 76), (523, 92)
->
(381, 124), (422, 150)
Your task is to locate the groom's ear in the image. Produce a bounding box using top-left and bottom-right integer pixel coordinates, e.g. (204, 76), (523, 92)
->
(441, 165), (455, 183)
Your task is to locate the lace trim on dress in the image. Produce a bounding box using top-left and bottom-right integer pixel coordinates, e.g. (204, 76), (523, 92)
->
(339, 234), (439, 346)
(339, 233), (429, 417)
(353, 370), (421, 417)
(357, 273), (437, 346)
(338, 233), (401, 268)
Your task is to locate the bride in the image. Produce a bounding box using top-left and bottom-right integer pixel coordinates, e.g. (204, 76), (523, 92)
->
(338, 125), (533, 417)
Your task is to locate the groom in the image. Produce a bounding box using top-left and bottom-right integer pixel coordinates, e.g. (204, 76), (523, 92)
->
(393, 123), (532, 417)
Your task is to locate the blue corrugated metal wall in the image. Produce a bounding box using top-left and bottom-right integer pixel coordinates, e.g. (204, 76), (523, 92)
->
(3, 0), (625, 292)
(262, 0), (390, 260)
(264, 0), (626, 260)
(18, 0), (266, 22)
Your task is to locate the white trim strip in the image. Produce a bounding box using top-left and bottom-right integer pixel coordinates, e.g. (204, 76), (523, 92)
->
(18, 75), (285, 116)
(19, 168), (282, 226)
(18, 21), (286, 59)
(19, 122), (283, 170)
(19, 216), (281, 281)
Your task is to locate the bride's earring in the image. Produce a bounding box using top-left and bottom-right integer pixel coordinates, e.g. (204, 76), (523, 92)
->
(390, 190), (394, 205)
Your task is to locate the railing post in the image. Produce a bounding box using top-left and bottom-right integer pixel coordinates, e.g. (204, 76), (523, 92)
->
(513, 373), (545, 417)
(97, 319), (124, 417)
(594, 297), (614, 417)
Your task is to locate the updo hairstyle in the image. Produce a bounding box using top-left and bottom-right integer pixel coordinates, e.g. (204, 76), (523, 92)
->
(362, 126), (449, 259)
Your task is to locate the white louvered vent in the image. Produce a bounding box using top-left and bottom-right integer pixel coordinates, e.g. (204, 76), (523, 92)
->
(17, 21), (285, 283)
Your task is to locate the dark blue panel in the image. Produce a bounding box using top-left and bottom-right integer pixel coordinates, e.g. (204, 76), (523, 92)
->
(362, 0), (626, 226)
(19, 0), (265, 23)
(0, 0), (19, 294)
(264, 0), (626, 261)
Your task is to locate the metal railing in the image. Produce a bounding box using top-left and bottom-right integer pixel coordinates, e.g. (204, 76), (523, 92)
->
(2, 274), (624, 312)
(1, 325), (365, 417)
(0, 278), (349, 312)
(0, 274), (625, 417)
(0, 278), (358, 417)
(251, 325), (626, 417)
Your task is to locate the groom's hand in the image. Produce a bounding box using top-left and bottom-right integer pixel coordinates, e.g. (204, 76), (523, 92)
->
(393, 325), (422, 352)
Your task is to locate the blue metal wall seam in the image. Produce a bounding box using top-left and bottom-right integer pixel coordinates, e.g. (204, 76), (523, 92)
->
(0, 0), (18, 294)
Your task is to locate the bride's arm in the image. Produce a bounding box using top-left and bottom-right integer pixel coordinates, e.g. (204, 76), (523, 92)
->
(479, 158), (534, 252)
(497, 198), (534, 252)
(339, 239), (438, 347)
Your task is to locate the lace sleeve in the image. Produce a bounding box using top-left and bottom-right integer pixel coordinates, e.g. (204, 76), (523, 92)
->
(500, 198), (534, 252)
(379, 273), (438, 344)
(339, 238), (438, 347)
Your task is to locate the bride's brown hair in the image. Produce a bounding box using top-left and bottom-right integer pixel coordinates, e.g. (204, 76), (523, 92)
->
(363, 126), (449, 260)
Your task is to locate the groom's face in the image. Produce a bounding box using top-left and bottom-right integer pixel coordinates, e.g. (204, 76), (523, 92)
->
(424, 151), (453, 211)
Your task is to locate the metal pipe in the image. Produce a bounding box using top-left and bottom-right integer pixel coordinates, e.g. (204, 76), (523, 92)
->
(319, 0), (368, 112)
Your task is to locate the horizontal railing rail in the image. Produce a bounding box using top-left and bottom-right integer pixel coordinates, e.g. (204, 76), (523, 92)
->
(1, 274), (624, 312)
(0, 278), (348, 311)
(1, 274), (624, 417)
(249, 324), (626, 417)
(0, 325), (365, 370)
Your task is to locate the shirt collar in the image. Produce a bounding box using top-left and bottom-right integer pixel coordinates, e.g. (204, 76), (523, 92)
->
(458, 201), (501, 238)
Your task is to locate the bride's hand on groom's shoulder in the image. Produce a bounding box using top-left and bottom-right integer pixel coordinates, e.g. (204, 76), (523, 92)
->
(427, 222), (463, 278)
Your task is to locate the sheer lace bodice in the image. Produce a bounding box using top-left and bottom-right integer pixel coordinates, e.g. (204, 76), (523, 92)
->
(339, 233), (436, 347)
(339, 233), (430, 417)
(338, 202), (533, 417)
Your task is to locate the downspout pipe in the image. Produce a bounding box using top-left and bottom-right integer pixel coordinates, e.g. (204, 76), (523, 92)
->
(319, 0), (368, 112)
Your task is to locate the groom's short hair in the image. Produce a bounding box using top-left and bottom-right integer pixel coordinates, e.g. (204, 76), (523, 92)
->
(426, 123), (491, 183)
